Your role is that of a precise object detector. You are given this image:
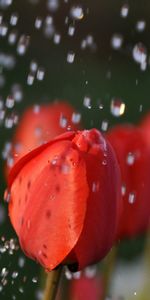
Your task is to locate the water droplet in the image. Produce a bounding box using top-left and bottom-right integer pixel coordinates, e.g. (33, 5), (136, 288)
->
(47, 0), (59, 12)
(110, 98), (125, 117)
(64, 267), (72, 280)
(84, 265), (97, 278)
(136, 20), (146, 32)
(70, 5), (84, 20)
(17, 35), (30, 56)
(59, 114), (67, 128)
(30, 60), (38, 72)
(67, 51), (75, 63)
(92, 182), (100, 193)
(0, 22), (8, 36)
(11, 84), (23, 102)
(27, 72), (35, 85)
(53, 33), (61, 44)
(101, 120), (109, 131)
(120, 3), (129, 18)
(6, 95), (14, 109)
(111, 33), (123, 50)
(128, 192), (136, 204)
(18, 257), (25, 268)
(0, 0), (13, 9)
(32, 277), (38, 283)
(71, 112), (81, 124)
(121, 184), (126, 196)
(8, 29), (18, 44)
(126, 152), (135, 165)
(37, 67), (45, 81)
(10, 13), (18, 26)
(12, 271), (18, 279)
(132, 43), (147, 65)
(35, 16), (43, 29)
(83, 95), (92, 109)
(72, 271), (81, 279)
(4, 189), (11, 203)
(68, 25), (75, 36)
(102, 159), (107, 166)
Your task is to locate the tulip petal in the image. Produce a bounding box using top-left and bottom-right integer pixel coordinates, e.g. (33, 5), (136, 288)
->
(8, 131), (76, 187)
(9, 139), (88, 270)
(68, 130), (121, 270)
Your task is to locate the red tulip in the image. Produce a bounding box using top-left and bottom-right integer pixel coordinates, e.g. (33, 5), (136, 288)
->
(8, 129), (121, 271)
(107, 125), (150, 239)
(5, 101), (81, 177)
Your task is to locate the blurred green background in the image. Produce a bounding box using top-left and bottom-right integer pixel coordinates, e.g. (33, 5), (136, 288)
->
(0, 0), (150, 299)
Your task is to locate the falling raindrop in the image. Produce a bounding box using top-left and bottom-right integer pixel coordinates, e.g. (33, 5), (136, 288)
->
(27, 72), (35, 85)
(83, 95), (92, 109)
(10, 13), (19, 26)
(70, 5), (84, 20)
(120, 3), (129, 18)
(101, 120), (109, 131)
(17, 35), (30, 56)
(110, 98), (125, 117)
(37, 67), (45, 81)
(47, 0), (59, 12)
(132, 43), (147, 65)
(8, 29), (18, 45)
(0, 0), (13, 9)
(5, 95), (15, 109)
(71, 112), (81, 124)
(0, 22), (8, 36)
(67, 51), (75, 63)
(53, 33), (61, 44)
(35, 16), (43, 29)
(136, 20), (146, 32)
(68, 25), (75, 36)
(111, 33), (123, 50)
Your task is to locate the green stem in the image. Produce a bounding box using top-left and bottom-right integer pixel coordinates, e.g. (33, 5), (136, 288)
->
(102, 246), (117, 300)
(42, 266), (63, 300)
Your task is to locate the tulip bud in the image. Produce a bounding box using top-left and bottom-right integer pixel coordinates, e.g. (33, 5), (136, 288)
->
(8, 129), (121, 271)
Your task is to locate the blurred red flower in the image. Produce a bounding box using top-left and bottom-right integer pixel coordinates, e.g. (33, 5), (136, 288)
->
(107, 125), (150, 239)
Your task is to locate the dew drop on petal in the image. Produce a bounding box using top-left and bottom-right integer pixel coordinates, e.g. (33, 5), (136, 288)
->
(126, 152), (135, 165)
(128, 192), (136, 204)
(121, 184), (126, 196)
